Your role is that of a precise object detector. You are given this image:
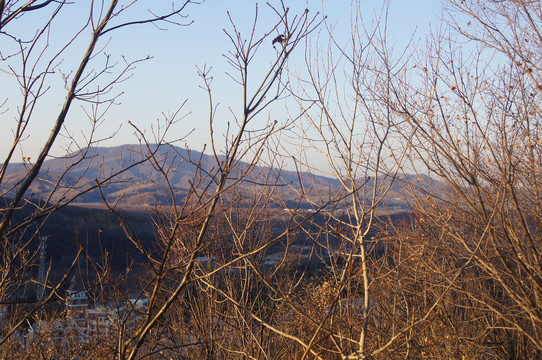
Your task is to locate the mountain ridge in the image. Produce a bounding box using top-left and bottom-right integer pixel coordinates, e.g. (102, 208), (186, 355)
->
(2, 144), (348, 206)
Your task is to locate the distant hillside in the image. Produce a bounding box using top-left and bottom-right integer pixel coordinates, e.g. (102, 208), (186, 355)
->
(1, 144), (436, 278)
(1, 144), (343, 206)
(1, 144), (436, 208)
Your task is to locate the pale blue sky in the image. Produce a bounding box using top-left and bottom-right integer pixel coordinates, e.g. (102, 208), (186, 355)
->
(0, 0), (444, 162)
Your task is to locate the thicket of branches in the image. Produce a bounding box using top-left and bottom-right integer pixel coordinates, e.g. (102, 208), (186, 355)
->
(1, 0), (542, 359)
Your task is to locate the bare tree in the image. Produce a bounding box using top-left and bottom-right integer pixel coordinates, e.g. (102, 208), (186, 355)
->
(7, 1), (542, 359)
(388, 0), (542, 357)
(0, 0), (201, 354)
(91, 3), (323, 359)
(275, 2), (429, 358)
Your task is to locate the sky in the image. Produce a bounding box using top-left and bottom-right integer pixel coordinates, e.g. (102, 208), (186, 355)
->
(0, 0), (444, 163)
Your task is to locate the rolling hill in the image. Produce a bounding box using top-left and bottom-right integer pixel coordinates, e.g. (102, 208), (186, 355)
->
(1, 143), (435, 209)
